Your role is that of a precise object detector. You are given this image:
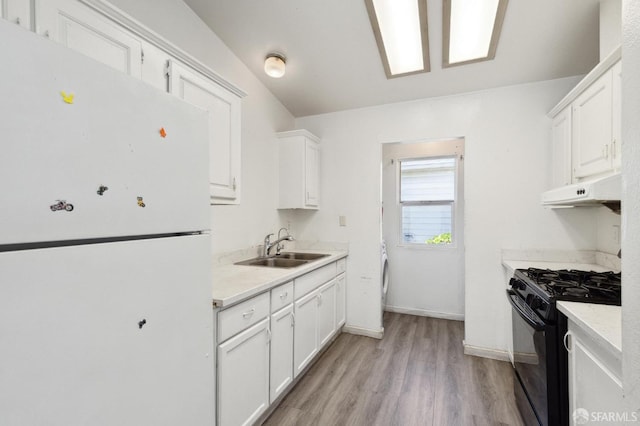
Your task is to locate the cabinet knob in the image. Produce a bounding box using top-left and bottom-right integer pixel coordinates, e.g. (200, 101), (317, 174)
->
(242, 308), (255, 318)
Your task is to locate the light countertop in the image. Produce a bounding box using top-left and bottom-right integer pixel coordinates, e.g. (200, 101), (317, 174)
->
(557, 301), (622, 360)
(502, 260), (614, 276)
(212, 250), (347, 308)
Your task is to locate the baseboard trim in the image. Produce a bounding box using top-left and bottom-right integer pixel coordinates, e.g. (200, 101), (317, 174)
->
(463, 342), (510, 362)
(384, 305), (464, 321)
(342, 325), (384, 339)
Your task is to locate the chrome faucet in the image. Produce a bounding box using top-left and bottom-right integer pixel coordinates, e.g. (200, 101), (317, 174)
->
(263, 228), (294, 257)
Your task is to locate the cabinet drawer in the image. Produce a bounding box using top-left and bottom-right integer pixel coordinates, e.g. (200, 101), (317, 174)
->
(218, 292), (270, 342)
(271, 281), (294, 313)
(295, 262), (336, 299)
(337, 258), (346, 274)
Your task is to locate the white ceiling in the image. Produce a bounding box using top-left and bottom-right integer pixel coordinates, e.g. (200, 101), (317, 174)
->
(184, 0), (600, 117)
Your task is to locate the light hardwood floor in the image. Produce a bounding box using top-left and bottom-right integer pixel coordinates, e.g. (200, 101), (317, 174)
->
(263, 312), (525, 426)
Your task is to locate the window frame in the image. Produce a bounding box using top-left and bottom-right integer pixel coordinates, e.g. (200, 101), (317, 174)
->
(397, 154), (459, 249)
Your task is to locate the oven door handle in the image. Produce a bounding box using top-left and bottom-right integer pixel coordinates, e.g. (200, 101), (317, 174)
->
(506, 289), (546, 331)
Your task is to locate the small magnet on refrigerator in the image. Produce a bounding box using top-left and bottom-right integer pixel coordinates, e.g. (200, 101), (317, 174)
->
(137, 196), (146, 208)
(138, 319), (147, 329)
(60, 91), (74, 104)
(159, 127), (167, 138)
(50, 200), (74, 212)
(97, 185), (109, 196)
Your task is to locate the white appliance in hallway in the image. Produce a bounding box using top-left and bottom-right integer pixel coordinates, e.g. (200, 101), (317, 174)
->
(0, 21), (214, 425)
(381, 240), (389, 318)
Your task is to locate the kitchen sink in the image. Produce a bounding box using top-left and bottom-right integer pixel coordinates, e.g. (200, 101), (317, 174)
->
(276, 252), (329, 261)
(234, 252), (329, 268)
(235, 257), (308, 268)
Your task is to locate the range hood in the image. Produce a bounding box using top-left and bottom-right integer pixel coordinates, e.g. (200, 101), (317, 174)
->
(541, 173), (621, 207)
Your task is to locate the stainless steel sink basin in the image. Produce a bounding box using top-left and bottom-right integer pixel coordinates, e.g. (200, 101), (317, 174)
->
(234, 252), (329, 268)
(235, 257), (308, 268)
(277, 252), (329, 261)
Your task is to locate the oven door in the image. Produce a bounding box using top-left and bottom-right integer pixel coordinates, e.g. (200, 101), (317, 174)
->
(507, 289), (548, 425)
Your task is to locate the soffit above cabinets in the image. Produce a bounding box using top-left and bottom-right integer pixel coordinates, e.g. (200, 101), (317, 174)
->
(184, 0), (600, 117)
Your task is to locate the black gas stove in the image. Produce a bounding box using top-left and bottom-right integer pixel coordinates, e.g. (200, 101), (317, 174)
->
(507, 267), (621, 426)
(510, 268), (621, 322)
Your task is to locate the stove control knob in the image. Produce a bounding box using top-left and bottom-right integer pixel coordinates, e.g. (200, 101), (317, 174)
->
(531, 297), (544, 310)
(510, 279), (524, 290)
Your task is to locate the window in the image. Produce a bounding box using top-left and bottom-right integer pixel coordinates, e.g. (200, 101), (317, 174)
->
(399, 156), (456, 245)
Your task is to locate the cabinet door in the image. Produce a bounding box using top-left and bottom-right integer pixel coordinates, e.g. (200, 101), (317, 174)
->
(336, 273), (346, 328)
(612, 61), (622, 171)
(294, 290), (319, 377)
(169, 60), (241, 204)
(572, 70), (613, 179)
(270, 304), (294, 403)
(305, 139), (319, 207)
(317, 280), (337, 347)
(568, 334), (624, 424)
(1, 0), (31, 29)
(551, 107), (572, 187)
(218, 318), (270, 426)
(34, 0), (142, 77)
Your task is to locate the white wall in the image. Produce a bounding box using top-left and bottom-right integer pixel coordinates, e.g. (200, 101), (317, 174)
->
(106, 0), (295, 254)
(622, 0), (640, 415)
(596, 206), (621, 254)
(295, 77), (600, 349)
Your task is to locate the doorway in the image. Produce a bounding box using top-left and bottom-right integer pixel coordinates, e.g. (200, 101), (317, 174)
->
(381, 138), (465, 320)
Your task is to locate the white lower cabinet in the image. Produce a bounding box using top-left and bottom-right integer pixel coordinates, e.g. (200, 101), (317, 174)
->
(270, 304), (294, 403)
(336, 273), (346, 328)
(294, 289), (320, 377)
(217, 318), (270, 426)
(566, 320), (624, 425)
(317, 280), (337, 347)
(216, 258), (347, 425)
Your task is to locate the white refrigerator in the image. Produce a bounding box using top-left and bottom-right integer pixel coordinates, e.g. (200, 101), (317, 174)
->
(0, 20), (214, 425)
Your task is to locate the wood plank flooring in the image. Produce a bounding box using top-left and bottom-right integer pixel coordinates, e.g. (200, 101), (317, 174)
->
(263, 312), (524, 426)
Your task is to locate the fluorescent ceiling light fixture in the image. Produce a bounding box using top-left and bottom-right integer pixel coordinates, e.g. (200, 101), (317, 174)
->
(365, 0), (430, 78)
(443, 0), (508, 67)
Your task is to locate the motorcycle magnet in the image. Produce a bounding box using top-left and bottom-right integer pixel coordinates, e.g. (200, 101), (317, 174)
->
(137, 196), (146, 208)
(50, 200), (74, 212)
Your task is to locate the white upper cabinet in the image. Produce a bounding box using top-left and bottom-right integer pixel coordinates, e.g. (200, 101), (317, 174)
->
(1, 0), (31, 29)
(34, 0), (142, 78)
(547, 49), (621, 187)
(278, 130), (320, 209)
(550, 106), (572, 188)
(572, 69), (613, 180)
(169, 60), (242, 204)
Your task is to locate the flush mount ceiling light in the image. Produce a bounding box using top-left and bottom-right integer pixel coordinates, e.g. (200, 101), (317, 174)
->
(443, 0), (508, 67)
(365, 0), (430, 79)
(264, 53), (286, 78)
